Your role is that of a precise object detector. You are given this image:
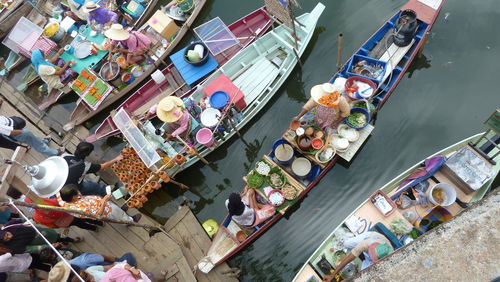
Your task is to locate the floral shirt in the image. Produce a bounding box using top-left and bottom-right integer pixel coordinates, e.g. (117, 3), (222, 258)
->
(58, 195), (112, 218)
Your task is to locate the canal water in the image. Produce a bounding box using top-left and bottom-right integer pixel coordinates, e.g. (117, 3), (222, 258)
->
(5, 0), (499, 280)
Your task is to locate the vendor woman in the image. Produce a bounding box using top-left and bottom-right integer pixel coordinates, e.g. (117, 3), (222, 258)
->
(104, 24), (152, 64)
(155, 96), (191, 141)
(83, 2), (118, 30)
(293, 83), (351, 129)
(31, 49), (75, 94)
(226, 188), (275, 227)
(65, 0), (91, 22)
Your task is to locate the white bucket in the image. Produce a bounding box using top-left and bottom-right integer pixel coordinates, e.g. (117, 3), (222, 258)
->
(151, 70), (165, 84)
(427, 183), (457, 206)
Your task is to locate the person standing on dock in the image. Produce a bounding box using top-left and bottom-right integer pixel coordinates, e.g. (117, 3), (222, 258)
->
(63, 141), (122, 197)
(0, 115), (64, 156)
(292, 83), (351, 129)
(58, 184), (141, 222)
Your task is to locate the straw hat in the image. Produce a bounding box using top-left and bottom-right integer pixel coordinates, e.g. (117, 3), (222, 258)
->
(311, 83), (340, 107)
(156, 96), (185, 122)
(48, 261), (71, 282)
(82, 2), (100, 12)
(104, 24), (131, 41)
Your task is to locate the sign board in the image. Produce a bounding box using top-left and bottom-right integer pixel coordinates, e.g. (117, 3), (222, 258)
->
(484, 109), (500, 136)
(112, 109), (161, 168)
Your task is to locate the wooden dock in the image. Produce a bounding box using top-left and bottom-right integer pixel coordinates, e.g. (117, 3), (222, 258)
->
(0, 78), (238, 281)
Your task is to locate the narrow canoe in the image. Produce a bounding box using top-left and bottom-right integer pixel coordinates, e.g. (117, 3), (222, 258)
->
(197, 0), (445, 274)
(86, 7), (273, 142)
(64, 0), (207, 128)
(293, 128), (499, 281)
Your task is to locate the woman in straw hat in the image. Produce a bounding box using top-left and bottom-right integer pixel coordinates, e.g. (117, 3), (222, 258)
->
(104, 24), (152, 64)
(83, 2), (118, 31)
(155, 96), (192, 141)
(293, 83), (351, 128)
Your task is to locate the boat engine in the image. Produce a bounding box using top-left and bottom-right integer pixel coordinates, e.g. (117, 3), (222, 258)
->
(393, 9), (418, 47)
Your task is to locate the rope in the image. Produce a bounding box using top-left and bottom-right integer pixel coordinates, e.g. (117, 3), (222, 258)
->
(8, 199), (85, 282)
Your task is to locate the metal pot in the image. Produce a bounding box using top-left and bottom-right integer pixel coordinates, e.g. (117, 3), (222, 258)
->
(99, 62), (120, 82)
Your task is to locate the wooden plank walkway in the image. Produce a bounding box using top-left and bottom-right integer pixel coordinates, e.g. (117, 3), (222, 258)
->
(0, 77), (239, 281)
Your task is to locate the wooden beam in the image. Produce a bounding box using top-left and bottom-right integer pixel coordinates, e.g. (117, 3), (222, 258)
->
(0, 147), (27, 200)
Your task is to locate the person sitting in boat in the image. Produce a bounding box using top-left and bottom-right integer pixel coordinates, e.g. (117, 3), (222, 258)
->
(226, 188), (275, 227)
(322, 231), (393, 281)
(155, 96), (192, 142)
(83, 2), (118, 31)
(104, 24), (152, 65)
(292, 83), (351, 129)
(65, 0), (91, 22)
(31, 49), (76, 94)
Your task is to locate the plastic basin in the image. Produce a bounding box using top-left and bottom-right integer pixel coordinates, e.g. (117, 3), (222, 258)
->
(209, 91), (229, 109)
(196, 128), (215, 147)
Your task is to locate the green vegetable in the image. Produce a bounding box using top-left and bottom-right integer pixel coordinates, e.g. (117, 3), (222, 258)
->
(390, 218), (411, 235)
(247, 171), (264, 188)
(347, 113), (367, 127)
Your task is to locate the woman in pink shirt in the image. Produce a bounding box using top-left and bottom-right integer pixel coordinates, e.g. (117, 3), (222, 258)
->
(154, 96), (191, 141)
(104, 24), (152, 64)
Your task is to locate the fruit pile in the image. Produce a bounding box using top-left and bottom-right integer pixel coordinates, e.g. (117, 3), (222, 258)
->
(111, 146), (169, 208)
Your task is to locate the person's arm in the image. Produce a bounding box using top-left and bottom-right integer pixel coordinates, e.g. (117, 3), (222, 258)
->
(109, 10), (118, 24)
(8, 129), (23, 136)
(293, 98), (317, 121)
(170, 113), (190, 139)
(46, 48), (64, 64)
(97, 194), (112, 216)
(99, 154), (123, 171)
(53, 61), (73, 75)
(338, 97), (351, 118)
(123, 264), (142, 280)
(322, 253), (356, 281)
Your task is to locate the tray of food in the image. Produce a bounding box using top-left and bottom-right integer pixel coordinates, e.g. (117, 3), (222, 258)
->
(71, 68), (96, 95)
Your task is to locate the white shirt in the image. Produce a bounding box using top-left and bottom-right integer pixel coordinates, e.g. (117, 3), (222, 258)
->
(0, 253), (33, 272)
(0, 116), (14, 135)
(225, 200), (255, 226)
(38, 65), (64, 93)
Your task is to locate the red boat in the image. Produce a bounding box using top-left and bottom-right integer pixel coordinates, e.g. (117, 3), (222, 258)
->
(197, 0), (445, 274)
(86, 7), (272, 143)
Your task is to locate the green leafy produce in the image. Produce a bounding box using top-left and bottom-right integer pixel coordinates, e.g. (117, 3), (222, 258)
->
(247, 171), (264, 188)
(353, 101), (375, 113)
(347, 113), (367, 127)
(390, 218), (411, 235)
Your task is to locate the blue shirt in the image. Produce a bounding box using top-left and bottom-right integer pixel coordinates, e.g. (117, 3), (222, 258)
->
(69, 253), (105, 269)
(0, 208), (11, 224)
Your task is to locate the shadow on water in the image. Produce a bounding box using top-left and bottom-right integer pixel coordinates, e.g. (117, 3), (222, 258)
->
(406, 53), (432, 78)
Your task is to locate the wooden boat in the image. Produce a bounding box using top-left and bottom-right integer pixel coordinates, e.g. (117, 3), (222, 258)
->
(293, 123), (500, 281)
(197, 0), (445, 273)
(86, 7), (273, 142)
(63, 0), (207, 127)
(0, 51), (24, 76)
(0, 0), (32, 39)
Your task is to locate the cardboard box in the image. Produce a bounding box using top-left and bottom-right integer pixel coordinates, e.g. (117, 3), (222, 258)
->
(147, 10), (179, 41)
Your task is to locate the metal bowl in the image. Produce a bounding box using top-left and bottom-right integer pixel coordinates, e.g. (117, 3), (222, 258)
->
(100, 62), (120, 82)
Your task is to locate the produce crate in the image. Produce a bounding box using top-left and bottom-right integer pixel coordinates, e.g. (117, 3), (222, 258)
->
(71, 68), (96, 95)
(346, 54), (387, 84)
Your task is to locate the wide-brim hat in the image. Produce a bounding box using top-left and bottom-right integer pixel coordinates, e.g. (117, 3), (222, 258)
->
(311, 83), (340, 107)
(157, 96), (185, 122)
(48, 261), (71, 282)
(368, 242), (393, 262)
(104, 24), (131, 41)
(82, 2), (100, 12)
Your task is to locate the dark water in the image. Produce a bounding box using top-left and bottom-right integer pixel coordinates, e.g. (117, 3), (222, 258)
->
(8, 0), (500, 280)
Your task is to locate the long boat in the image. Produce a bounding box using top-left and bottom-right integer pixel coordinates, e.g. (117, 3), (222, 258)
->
(85, 7), (273, 142)
(197, 0), (445, 274)
(293, 118), (500, 281)
(0, 0), (32, 39)
(63, 0), (207, 128)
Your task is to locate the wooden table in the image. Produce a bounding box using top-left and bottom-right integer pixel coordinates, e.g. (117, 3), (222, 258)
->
(169, 46), (218, 86)
(61, 26), (108, 73)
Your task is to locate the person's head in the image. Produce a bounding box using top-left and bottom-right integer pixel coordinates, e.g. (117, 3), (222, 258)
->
(368, 242), (393, 262)
(40, 247), (57, 263)
(9, 116), (26, 130)
(104, 24), (131, 41)
(60, 184), (82, 202)
(74, 142), (94, 160)
(0, 231), (13, 242)
(82, 2), (100, 13)
(227, 192), (245, 216)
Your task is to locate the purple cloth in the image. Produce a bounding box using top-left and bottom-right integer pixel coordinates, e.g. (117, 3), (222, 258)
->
(88, 8), (118, 25)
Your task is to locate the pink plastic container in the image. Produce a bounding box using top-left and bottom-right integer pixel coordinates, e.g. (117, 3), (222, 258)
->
(196, 128), (215, 147)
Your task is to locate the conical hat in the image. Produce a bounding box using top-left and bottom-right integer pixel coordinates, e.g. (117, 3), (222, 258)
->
(156, 96), (185, 122)
(104, 24), (131, 41)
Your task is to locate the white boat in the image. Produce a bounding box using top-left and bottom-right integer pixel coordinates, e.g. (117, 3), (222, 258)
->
(293, 122), (500, 281)
(156, 3), (325, 178)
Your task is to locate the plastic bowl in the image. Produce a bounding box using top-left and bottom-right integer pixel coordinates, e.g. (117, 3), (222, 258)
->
(184, 41), (209, 66)
(427, 183), (457, 206)
(311, 138), (324, 150)
(267, 189), (285, 206)
(345, 107), (370, 130)
(345, 76), (378, 101)
(209, 91), (229, 109)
